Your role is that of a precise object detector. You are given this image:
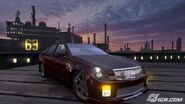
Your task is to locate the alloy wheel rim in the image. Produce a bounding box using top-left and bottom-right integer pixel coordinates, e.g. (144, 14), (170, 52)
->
(74, 72), (88, 100)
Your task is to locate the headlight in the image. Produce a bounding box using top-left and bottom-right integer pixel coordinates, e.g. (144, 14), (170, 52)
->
(123, 68), (142, 79)
(94, 67), (102, 78)
(114, 66), (143, 80)
(92, 67), (111, 81)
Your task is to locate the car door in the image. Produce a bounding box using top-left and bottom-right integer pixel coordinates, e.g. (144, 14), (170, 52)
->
(43, 44), (57, 76)
(52, 44), (69, 81)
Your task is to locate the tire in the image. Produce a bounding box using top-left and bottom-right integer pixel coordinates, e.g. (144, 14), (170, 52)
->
(40, 63), (47, 77)
(72, 71), (89, 102)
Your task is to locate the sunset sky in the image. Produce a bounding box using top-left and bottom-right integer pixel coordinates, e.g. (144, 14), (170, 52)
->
(0, 0), (185, 51)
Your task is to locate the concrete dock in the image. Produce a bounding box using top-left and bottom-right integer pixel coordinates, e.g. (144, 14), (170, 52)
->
(0, 63), (184, 104)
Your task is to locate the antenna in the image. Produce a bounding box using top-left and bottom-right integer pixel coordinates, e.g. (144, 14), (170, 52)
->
(31, 5), (36, 26)
(15, 10), (20, 17)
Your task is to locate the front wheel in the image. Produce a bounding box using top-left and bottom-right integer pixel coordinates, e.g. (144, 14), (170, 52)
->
(72, 71), (89, 102)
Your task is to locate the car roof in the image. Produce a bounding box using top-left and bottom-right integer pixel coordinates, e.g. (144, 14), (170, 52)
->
(57, 42), (91, 45)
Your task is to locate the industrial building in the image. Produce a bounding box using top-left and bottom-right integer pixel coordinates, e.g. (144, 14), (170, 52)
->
(88, 24), (110, 51)
(4, 5), (82, 52)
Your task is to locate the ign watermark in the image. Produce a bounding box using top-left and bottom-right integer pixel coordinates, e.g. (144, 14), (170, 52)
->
(146, 93), (183, 103)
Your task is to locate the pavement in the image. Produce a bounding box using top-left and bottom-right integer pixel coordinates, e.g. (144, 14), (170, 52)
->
(0, 63), (184, 104)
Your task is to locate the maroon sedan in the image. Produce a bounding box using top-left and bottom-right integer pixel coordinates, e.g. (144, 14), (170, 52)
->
(39, 43), (148, 103)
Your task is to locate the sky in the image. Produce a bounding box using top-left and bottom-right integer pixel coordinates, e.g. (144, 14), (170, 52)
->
(0, 0), (185, 51)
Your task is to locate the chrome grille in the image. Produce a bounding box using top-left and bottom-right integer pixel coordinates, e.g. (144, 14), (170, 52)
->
(113, 66), (143, 80)
(116, 82), (144, 97)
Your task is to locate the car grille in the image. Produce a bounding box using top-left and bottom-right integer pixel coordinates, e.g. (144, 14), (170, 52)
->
(116, 82), (144, 97)
(113, 66), (142, 80)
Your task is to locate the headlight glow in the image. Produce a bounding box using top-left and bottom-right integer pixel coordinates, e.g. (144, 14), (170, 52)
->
(95, 67), (101, 73)
(94, 67), (102, 78)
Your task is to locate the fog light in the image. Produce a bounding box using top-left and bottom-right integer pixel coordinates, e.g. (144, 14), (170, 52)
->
(12, 58), (17, 64)
(102, 85), (111, 97)
(26, 58), (31, 63)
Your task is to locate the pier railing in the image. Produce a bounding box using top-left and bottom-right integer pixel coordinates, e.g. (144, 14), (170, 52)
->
(0, 52), (39, 69)
(0, 52), (185, 69)
(110, 52), (185, 62)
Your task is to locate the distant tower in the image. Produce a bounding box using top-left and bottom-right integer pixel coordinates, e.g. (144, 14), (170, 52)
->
(176, 37), (182, 51)
(93, 33), (96, 45)
(144, 41), (150, 51)
(87, 37), (90, 44)
(72, 26), (74, 33)
(104, 24), (107, 44)
(67, 22), (71, 33)
(172, 41), (174, 51)
(31, 5), (36, 26)
(162, 46), (164, 51)
(107, 36), (109, 50)
(58, 21), (60, 31)
(151, 40), (153, 51)
(15, 10), (21, 22)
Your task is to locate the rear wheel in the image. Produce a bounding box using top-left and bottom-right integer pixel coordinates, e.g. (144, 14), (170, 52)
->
(72, 71), (89, 102)
(40, 63), (47, 77)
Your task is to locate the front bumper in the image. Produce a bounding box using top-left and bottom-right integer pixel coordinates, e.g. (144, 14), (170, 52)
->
(87, 74), (148, 103)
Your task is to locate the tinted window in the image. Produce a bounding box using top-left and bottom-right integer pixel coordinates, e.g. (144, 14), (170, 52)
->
(67, 43), (107, 55)
(54, 44), (66, 55)
(47, 44), (57, 55)
(43, 47), (50, 53)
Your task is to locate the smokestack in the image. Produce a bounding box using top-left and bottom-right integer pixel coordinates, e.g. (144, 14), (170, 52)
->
(104, 24), (107, 44)
(172, 41), (174, 51)
(107, 36), (109, 51)
(127, 43), (129, 49)
(151, 40), (153, 51)
(58, 22), (60, 31)
(31, 5), (36, 26)
(72, 26), (74, 33)
(93, 33), (96, 45)
(67, 22), (71, 33)
(162, 46), (164, 51)
(88, 37), (90, 44)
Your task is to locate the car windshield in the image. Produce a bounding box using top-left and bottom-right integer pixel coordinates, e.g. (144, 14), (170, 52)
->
(67, 43), (108, 55)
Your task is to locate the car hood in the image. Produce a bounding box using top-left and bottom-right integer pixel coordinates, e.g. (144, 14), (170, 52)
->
(72, 54), (140, 71)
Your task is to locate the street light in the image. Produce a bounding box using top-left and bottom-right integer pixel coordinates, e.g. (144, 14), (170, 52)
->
(26, 58), (31, 63)
(12, 58), (17, 64)
(134, 56), (137, 60)
(141, 56), (143, 60)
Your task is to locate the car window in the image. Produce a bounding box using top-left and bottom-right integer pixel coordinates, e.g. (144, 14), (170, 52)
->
(67, 43), (107, 55)
(47, 44), (57, 55)
(54, 44), (66, 55)
(43, 47), (50, 54)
